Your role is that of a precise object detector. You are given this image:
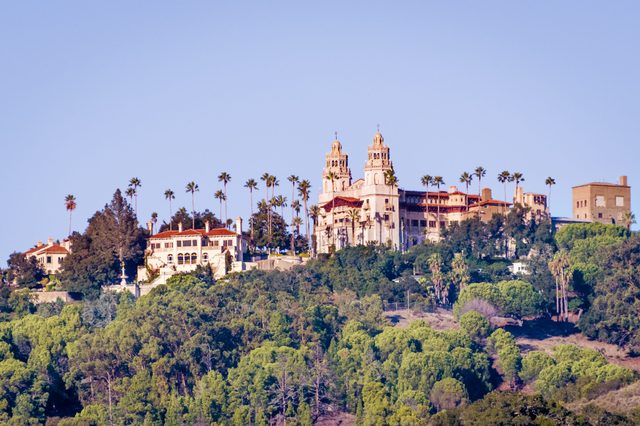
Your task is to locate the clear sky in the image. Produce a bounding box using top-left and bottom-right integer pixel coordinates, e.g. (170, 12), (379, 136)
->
(1, 1), (639, 260)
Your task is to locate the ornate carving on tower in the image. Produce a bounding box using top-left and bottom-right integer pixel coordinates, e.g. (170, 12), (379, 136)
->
(322, 133), (352, 193)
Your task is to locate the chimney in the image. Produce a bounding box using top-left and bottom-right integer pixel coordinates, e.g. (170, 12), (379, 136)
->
(178, 222), (183, 232)
(37, 241), (43, 247)
(147, 220), (153, 235)
(619, 175), (628, 186)
(235, 217), (243, 235)
(205, 221), (210, 233)
(47, 237), (53, 246)
(481, 187), (492, 202)
(448, 186), (458, 194)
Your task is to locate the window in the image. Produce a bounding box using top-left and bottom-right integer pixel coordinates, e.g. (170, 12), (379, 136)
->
(595, 195), (605, 207)
(167, 254), (173, 264)
(429, 221), (436, 228)
(420, 220), (427, 227)
(616, 196), (624, 207)
(213, 240), (219, 247)
(177, 241), (182, 247)
(202, 239), (208, 246)
(598, 213), (603, 219)
(191, 253), (197, 264)
(192, 239), (198, 246)
(177, 254), (184, 265)
(46, 256), (52, 264)
(183, 240), (192, 247)
(411, 219), (419, 227)
(164, 242), (173, 248)
(576, 201), (580, 208)
(203, 253), (208, 262)
(58, 257), (63, 263)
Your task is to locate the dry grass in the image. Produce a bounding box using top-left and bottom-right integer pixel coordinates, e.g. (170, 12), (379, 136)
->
(568, 381), (640, 416)
(384, 308), (459, 331)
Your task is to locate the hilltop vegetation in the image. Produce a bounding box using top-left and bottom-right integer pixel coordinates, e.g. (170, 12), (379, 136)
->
(2, 193), (640, 423)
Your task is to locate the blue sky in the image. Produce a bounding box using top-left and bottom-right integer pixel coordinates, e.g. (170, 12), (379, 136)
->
(1, 1), (639, 260)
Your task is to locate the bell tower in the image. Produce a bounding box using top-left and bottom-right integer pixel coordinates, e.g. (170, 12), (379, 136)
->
(361, 128), (400, 249)
(321, 133), (352, 197)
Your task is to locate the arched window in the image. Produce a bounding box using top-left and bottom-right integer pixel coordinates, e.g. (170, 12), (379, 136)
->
(184, 253), (190, 264)
(203, 253), (208, 262)
(191, 253), (197, 264)
(167, 254), (173, 264)
(177, 253), (184, 265)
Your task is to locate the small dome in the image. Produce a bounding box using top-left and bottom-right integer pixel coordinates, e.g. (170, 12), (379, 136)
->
(331, 139), (342, 152)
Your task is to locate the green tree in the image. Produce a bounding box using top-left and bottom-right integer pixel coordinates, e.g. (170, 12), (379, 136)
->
(474, 166), (486, 198)
(65, 194), (77, 236)
(244, 179), (258, 245)
(429, 377), (468, 411)
(185, 181), (199, 229)
(128, 177), (142, 216)
(218, 172), (231, 223)
(164, 189), (175, 230)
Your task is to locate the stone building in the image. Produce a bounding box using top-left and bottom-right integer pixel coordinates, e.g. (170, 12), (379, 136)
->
(572, 176), (631, 225)
(314, 131), (552, 253)
(23, 238), (71, 274)
(138, 219), (248, 284)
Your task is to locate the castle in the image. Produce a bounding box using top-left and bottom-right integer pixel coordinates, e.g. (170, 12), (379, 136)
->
(314, 131), (549, 253)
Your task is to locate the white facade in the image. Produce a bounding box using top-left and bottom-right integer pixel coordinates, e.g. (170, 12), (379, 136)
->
(139, 219), (247, 283)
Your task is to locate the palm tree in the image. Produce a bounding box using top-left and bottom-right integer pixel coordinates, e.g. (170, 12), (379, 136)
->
(291, 200), (301, 217)
(128, 177), (142, 215)
(545, 177), (556, 213)
(384, 169), (399, 246)
(214, 190), (226, 224)
(185, 181), (199, 229)
(125, 187), (135, 205)
(150, 212), (158, 234)
(421, 175), (433, 230)
(549, 250), (570, 322)
(347, 208), (361, 246)
(65, 194), (77, 236)
(218, 172), (231, 223)
(497, 171), (511, 212)
(309, 204), (321, 256)
(260, 173), (272, 243)
(326, 171), (337, 246)
(275, 195), (287, 219)
(512, 172), (525, 201)
(244, 179), (258, 243)
(474, 166), (486, 198)
(622, 211), (636, 231)
(164, 189), (175, 230)
(298, 179), (312, 248)
(459, 172), (473, 209)
(433, 176), (445, 234)
(288, 175), (299, 249)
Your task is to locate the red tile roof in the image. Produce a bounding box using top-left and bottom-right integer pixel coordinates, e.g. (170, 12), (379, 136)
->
(24, 245), (45, 255)
(469, 199), (512, 207)
(321, 196), (364, 212)
(42, 245), (70, 255)
(149, 227), (237, 239)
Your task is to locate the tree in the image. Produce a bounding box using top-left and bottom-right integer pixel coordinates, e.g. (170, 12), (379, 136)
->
(474, 166), (486, 197)
(421, 175), (433, 232)
(450, 253), (470, 292)
(459, 311), (491, 342)
(150, 212), (158, 234)
(459, 172), (473, 208)
(497, 171), (511, 212)
(549, 250), (570, 322)
(185, 182), (199, 229)
(128, 177), (142, 216)
(214, 190), (226, 225)
(428, 253), (447, 304)
(298, 179), (312, 249)
(433, 176), (445, 234)
(326, 171), (337, 247)
(59, 189), (146, 297)
(347, 209), (361, 246)
(545, 177), (556, 213)
(164, 189), (175, 230)
(287, 175), (299, 254)
(384, 169), (399, 246)
(65, 194), (77, 236)
(244, 179), (258, 245)
(7, 252), (45, 289)
(217, 172), (231, 223)
(309, 205), (320, 256)
(511, 172), (524, 195)
(430, 378), (468, 411)
(622, 211), (636, 231)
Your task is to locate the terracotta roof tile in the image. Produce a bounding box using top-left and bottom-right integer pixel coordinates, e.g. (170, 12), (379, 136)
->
(150, 227), (237, 239)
